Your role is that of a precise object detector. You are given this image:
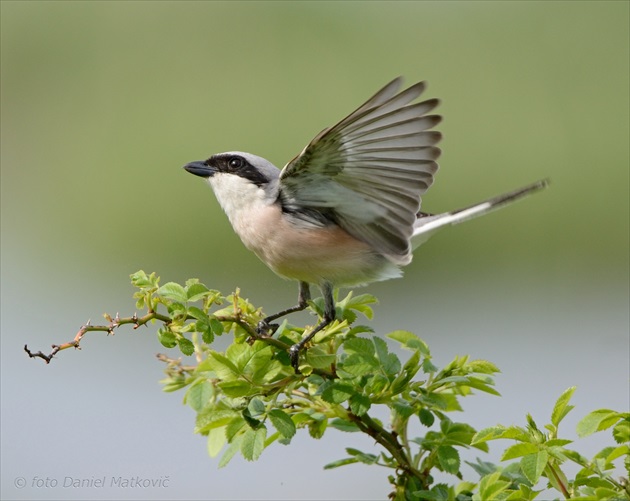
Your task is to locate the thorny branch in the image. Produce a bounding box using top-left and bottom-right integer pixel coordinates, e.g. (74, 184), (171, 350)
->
(24, 311), (169, 363)
(24, 308), (290, 364)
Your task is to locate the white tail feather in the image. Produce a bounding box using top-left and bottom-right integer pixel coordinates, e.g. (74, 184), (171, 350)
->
(412, 179), (549, 248)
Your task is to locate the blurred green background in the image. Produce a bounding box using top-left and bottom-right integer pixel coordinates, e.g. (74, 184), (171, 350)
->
(2, 1), (628, 500)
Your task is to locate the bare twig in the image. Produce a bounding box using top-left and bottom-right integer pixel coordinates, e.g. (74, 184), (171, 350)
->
(24, 311), (170, 363)
(24, 304), (292, 364)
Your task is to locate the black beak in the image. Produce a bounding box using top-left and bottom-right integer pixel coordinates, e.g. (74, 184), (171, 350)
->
(183, 161), (216, 178)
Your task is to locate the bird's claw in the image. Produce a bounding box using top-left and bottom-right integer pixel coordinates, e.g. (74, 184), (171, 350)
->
(257, 320), (279, 337)
(289, 344), (301, 372)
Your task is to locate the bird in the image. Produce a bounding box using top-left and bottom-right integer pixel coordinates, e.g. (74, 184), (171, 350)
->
(183, 77), (548, 369)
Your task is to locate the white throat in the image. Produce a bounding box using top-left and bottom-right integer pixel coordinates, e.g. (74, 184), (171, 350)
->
(208, 173), (271, 223)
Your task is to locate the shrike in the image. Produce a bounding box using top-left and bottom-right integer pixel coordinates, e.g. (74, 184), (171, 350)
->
(184, 77), (547, 368)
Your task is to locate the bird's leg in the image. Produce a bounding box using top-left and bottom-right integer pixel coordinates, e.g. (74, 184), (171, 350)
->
(289, 281), (335, 371)
(257, 281), (311, 335)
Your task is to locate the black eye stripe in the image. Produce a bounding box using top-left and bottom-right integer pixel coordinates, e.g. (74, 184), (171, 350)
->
(207, 154), (269, 187)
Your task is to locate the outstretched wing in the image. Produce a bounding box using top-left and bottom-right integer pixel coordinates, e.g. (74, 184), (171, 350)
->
(278, 78), (442, 264)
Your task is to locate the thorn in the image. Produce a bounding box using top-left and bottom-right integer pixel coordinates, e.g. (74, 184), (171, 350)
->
(111, 312), (120, 328)
(86, 318), (92, 327)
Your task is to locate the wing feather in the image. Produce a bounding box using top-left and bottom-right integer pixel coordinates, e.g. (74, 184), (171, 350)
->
(348, 131), (441, 149)
(279, 78), (442, 262)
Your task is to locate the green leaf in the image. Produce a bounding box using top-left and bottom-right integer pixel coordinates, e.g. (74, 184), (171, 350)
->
(605, 444), (629, 464)
(187, 283), (210, 302)
(364, 373), (389, 395)
(349, 393), (371, 416)
(577, 409), (620, 437)
(187, 306), (208, 321)
(130, 270), (157, 288)
(330, 418), (360, 433)
(178, 337), (195, 356)
(520, 450), (548, 484)
(422, 358), (438, 374)
(551, 386), (576, 427)
(454, 482), (477, 498)
(199, 323), (214, 344)
(391, 349), (421, 394)
(340, 292), (377, 319)
(185, 380), (214, 412)
(195, 409), (238, 434)
(218, 437), (241, 468)
(343, 337), (375, 357)
(466, 458), (501, 478)
(252, 360), (285, 386)
(505, 484), (538, 501)
(437, 445), (461, 474)
(322, 382), (356, 404)
(238, 344), (278, 382)
(595, 487), (625, 499)
(304, 346), (336, 369)
(473, 425), (531, 445)
(475, 472), (511, 501)
(613, 417), (630, 444)
(308, 415), (328, 439)
(373, 336), (401, 376)
(467, 359), (500, 374)
(414, 485), (451, 501)
(210, 318), (224, 336)
(419, 408), (435, 427)
(445, 422), (484, 448)
(157, 328), (177, 348)
(351, 318), (377, 330)
(218, 380), (255, 398)
(462, 376), (501, 396)
(240, 425), (267, 461)
(341, 353), (379, 376)
(387, 330), (430, 355)
(267, 409), (296, 440)
(167, 301), (187, 320)
(346, 447), (379, 465)
(207, 426), (226, 457)
(422, 392), (462, 412)
(157, 282), (188, 303)
(206, 351), (240, 380)
(323, 457), (360, 469)
(247, 397), (266, 419)
(160, 375), (190, 393)
(501, 442), (540, 461)
(392, 400), (415, 419)
(225, 417), (247, 442)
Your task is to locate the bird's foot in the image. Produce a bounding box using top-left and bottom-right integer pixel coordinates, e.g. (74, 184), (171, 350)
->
(257, 319), (279, 337)
(289, 343), (302, 373)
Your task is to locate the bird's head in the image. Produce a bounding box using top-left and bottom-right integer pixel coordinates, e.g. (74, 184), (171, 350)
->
(184, 152), (281, 214)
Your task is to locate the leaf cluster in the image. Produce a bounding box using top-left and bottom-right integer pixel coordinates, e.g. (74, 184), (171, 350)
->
(471, 387), (629, 500)
(129, 271), (628, 500)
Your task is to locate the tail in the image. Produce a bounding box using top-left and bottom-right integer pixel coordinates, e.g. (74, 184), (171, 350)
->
(412, 179), (549, 248)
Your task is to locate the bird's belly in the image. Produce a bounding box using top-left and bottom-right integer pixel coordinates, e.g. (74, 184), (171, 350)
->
(234, 204), (400, 286)
(265, 229), (382, 286)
